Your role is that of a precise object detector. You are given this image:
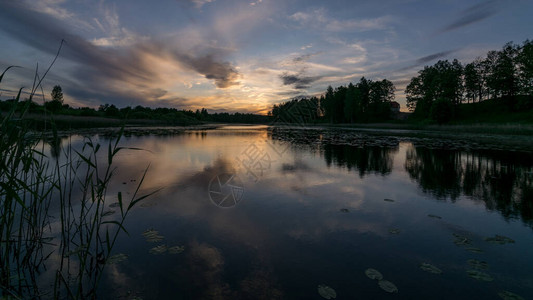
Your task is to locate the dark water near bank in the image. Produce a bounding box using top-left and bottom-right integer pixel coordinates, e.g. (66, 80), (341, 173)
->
(48, 125), (533, 299)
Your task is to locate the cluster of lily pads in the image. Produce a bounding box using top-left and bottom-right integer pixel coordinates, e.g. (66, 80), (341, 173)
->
(268, 127), (532, 153)
(420, 263), (442, 274)
(107, 253), (128, 265)
(485, 234), (515, 245)
(365, 268), (398, 293)
(317, 284), (336, 299)
(338, 198), (524, 298)
(142, 229), (185, 256)
(367, 198), (522, 298)
(449, 232), (525, 298)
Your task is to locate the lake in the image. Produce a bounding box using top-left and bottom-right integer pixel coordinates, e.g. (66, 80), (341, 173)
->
(42, 125), (533, 299)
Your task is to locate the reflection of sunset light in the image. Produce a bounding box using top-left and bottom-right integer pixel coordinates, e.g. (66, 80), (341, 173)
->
(109, 128), (270, 191)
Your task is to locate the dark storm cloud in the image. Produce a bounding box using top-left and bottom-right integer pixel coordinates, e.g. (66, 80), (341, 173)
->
(279, 73), (321, 89)
(439, 0), (503, 33)
(179, 54), (239, 88)
(0, 1), (239, 104)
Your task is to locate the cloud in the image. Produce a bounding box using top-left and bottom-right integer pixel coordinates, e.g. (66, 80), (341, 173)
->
(192, 0), (215, 8)
(176, 54), (240, 88)
(293, 53), (313, 63)
(414, 50), (457, 65)
(23, 0), (95, 30)
(0, 2), (239, 106)
(289, 9), (392, 32)
(289, 51), (324, 64)
(176, 0), (215, 9)
(439, 0), (503, 33)
(279, 73), (322, 89)
(397, 49), (458, 71)
(325, 16), (392, 32)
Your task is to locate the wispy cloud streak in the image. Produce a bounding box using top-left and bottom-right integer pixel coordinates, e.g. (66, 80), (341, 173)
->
(439, 0), (503, 33)
(397, 49), (458, 71)
(279, 73), (322, 89)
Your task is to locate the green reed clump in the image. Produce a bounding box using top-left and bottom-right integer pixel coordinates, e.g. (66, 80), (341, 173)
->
(0, 67), (55, 298)
(1, 64), (154, 299)
(52, 127), (156, 299)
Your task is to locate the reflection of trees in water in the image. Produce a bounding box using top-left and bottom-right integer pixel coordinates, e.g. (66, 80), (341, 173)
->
(46, 136), (62, 159)
(405, 148), (463, 199)
(267, 128), (399, 177)
(405, 145), (533, 226)
(324, 144), (398, 177)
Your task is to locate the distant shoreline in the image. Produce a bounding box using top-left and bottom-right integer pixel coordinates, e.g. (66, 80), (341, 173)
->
(5, 112), (532, 134)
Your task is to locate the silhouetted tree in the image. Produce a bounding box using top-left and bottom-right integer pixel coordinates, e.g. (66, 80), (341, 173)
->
(518, 39), (533, 96)
(51, 85), (63, 103)
(464, 59), (483, 102)
(46, 85), (64, 112)
(488, 42), (520, 103)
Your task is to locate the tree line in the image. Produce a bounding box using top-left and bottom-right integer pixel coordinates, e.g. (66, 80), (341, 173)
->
(406, 40), (533, 123)
(269, 77), (396, 124)
(0, 85), (268, 124)
(270, 39), (533, 125)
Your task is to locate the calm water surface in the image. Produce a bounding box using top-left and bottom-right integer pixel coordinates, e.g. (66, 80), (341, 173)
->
(50, 125), (533, 299)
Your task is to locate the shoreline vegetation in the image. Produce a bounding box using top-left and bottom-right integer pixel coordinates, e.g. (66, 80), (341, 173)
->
(1, 55), (156, 299)
(2, 99), (532, 135)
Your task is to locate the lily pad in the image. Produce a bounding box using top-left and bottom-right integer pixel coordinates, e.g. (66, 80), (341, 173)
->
(365, 268), (383, 280)
(420, 263), (442, 274)
(384, 198), (395, 202)
(467, 259), (488, 270)
(378, 280), (398, 293)
(427, 214), (442, 219)
(389, 228), (401, 234)
(168, 245), (185, 254)
(467, 270), (493, 282)
(64, 244), (88, 257)
(149, 245), (168, 255)
(453, 233), (472, 246)
(107, 253), (128, 264)
(102, 210), (116, 217)
(466, 247), (483, 254)
(317, 284), (336, 299)
(498, 291), (525, 300)
(142, 229), (164, 243)
(485, 235), (515, 245)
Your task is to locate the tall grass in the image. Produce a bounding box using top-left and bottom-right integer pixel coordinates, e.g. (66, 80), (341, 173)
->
(0, 62), (154, 298)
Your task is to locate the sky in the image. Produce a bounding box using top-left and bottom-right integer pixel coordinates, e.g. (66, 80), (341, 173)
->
(0, 0), (532, 114)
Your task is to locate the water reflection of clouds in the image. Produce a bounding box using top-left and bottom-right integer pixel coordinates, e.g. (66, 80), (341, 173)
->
(107, 131), (269, 193)
(38, 129), (533, 298)
(109, 131), (410, 244)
